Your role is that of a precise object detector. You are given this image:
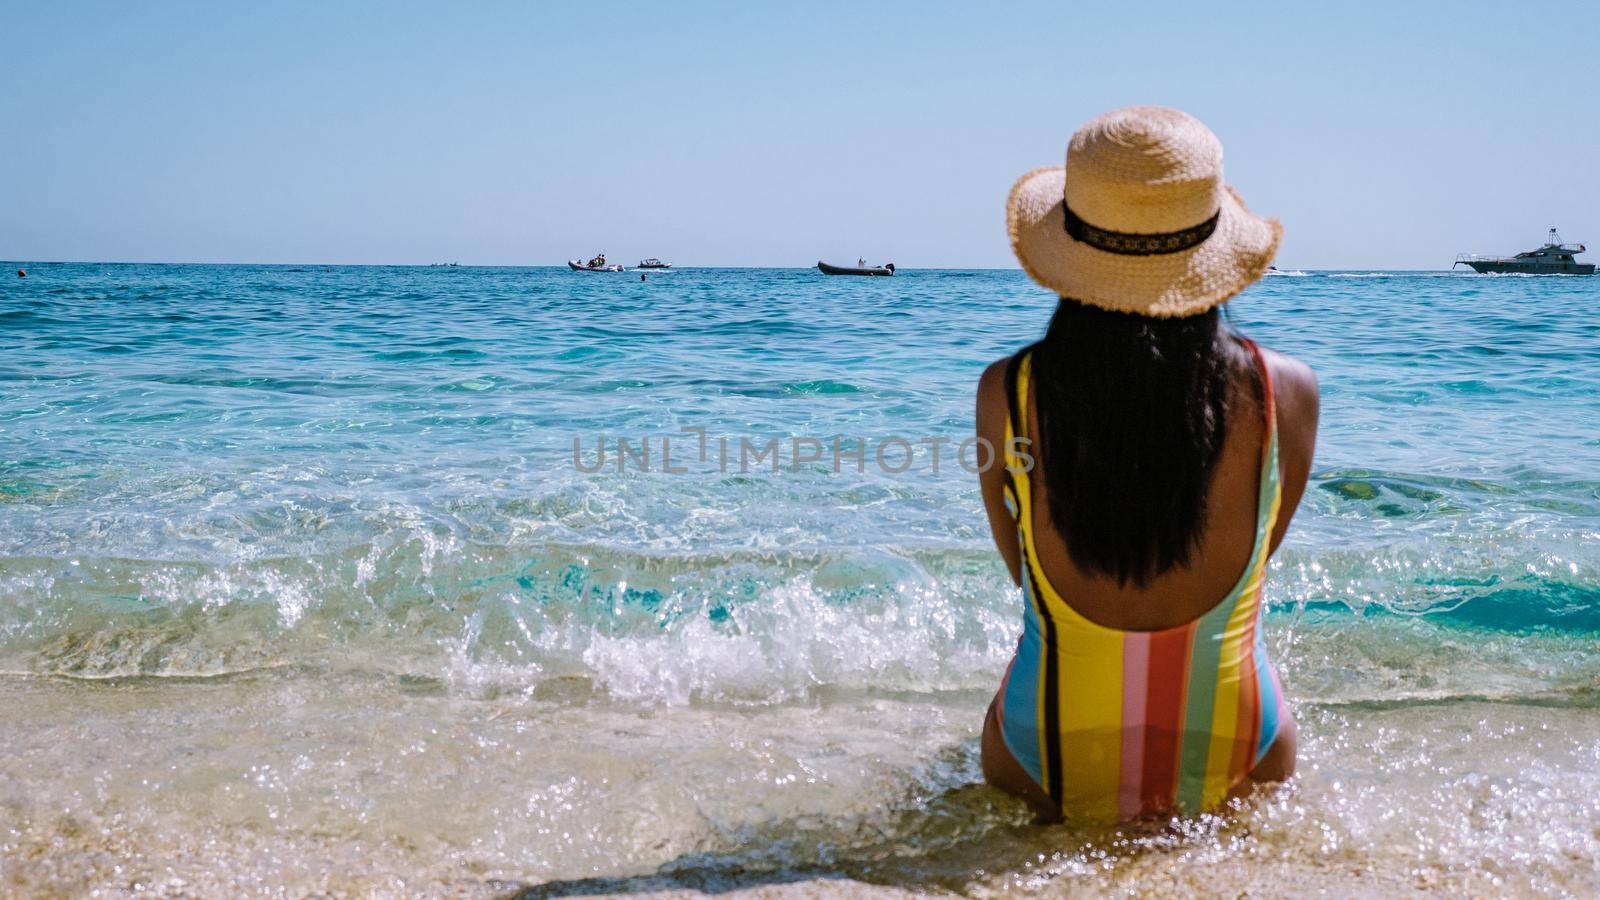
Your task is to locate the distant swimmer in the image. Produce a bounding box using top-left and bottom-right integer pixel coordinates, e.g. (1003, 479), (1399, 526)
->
(640, 274), (647, 281)
(16, 269), (24, 278)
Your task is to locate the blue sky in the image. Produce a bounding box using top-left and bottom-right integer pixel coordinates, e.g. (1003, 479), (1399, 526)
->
(3, 1), (1596, 268)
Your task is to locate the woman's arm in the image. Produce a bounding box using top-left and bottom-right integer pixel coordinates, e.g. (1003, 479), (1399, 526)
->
(1264, 349), (1320, 555)
(977, 357), (1023, 586)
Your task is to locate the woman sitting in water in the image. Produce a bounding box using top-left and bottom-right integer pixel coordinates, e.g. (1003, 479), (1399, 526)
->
(977, 106), (1319, 824)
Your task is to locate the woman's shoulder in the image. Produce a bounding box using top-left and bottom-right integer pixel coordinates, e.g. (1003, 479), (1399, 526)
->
(1256, 345), (1319, 424)
(1255, 344), (1319, 511)
(978, 354), (1016, 396)
(976, 354), (1017, 437)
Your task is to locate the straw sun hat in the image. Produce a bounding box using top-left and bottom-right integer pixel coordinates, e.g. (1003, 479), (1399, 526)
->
(1007, 106), (1281, 318)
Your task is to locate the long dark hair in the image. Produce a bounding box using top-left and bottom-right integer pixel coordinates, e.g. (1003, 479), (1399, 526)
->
(1026, 298), (1251, 587)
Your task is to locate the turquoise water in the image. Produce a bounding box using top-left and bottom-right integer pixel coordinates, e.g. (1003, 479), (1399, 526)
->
(2, 264), (1598, 894)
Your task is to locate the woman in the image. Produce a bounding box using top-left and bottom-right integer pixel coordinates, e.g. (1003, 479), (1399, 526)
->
(977, 107), (1319, 824)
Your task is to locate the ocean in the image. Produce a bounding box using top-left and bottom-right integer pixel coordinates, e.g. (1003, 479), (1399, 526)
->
(2, 264), (1597, 896)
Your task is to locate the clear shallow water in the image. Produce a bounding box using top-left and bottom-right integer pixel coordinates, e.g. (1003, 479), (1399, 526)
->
(1, 264), (1597, 895)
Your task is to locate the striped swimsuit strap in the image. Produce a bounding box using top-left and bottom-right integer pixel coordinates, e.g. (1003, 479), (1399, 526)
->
(997, 338), (1284, 821)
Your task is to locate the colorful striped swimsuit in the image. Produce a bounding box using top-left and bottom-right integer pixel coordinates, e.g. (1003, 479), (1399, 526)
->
(995, 339), (1286, 822)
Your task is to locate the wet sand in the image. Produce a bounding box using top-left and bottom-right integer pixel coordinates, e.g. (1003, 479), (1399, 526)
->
(4, 659), (1597, 898)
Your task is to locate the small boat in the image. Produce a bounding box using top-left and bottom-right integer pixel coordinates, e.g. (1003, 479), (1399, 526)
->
(569, 260), (624, 272)
(818, 261), (896, 277)
(1454, 228), (1594, 275)
(637, 258), (671, 269)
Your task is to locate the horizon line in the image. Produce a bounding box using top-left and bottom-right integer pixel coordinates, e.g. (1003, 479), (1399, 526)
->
(4, 259), (1463, 272)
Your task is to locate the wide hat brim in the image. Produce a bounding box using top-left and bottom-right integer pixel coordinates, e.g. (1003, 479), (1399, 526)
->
(1007, 166), (1282, 318)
